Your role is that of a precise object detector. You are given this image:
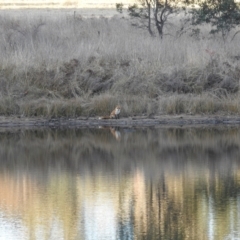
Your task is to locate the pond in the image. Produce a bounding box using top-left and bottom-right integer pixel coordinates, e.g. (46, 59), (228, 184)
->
(0, 126), (240, 240)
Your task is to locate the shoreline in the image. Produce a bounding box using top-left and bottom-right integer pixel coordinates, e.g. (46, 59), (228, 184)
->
(0, 115), (240, 128)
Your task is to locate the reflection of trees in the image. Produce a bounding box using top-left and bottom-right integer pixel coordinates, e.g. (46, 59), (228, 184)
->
(0, 127), (240, 239)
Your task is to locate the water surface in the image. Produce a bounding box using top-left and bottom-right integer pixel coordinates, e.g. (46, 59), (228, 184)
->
(0, 126), (240, 240)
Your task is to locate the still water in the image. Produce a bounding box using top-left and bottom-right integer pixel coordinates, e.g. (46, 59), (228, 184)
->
(0, 126), (240, 240)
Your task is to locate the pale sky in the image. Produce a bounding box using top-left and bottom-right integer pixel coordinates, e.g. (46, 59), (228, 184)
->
(0, 0), (136, 8)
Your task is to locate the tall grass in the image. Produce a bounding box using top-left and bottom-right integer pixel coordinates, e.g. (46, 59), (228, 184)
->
(0, 9), (240, 117)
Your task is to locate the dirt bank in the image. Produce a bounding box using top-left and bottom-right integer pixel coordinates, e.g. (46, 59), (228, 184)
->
(0, 115), (240, 128)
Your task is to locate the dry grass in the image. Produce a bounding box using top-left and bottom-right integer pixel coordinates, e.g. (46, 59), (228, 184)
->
(0, 9), (240, 118)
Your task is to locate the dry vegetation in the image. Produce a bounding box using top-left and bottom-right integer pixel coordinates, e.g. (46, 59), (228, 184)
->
(0, 9), (240, 118)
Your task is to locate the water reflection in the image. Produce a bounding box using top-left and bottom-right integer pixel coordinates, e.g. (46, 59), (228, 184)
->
(0, 126), (240, 239)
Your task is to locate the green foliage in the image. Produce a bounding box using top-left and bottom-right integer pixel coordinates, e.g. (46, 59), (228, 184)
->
(116, 3), (123, 13)
(190, 0), (240, 40)
(128, 3), (147, 18)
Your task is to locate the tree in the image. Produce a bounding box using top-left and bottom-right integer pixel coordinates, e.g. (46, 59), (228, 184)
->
(117, 0), (182, 38)
(188, 0), (240, 41)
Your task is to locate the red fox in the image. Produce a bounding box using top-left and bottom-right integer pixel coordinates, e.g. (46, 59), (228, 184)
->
(99, 105), (121, 119)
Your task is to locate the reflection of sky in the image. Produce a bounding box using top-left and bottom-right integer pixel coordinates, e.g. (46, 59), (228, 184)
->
(0, 211), (65, 240)
(0, 212), (26, 240)
(83, 196), (117, 240)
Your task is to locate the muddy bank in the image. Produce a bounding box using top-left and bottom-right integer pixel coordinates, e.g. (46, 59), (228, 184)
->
(0, 115), (240, 128)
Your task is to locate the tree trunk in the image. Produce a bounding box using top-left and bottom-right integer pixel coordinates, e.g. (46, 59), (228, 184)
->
(154, 2), (163, 38)
(147, 2), (154, 36)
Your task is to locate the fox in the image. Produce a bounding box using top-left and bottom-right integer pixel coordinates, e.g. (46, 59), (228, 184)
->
(98, 105), (121, 119)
